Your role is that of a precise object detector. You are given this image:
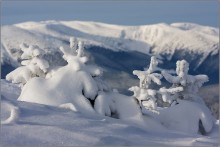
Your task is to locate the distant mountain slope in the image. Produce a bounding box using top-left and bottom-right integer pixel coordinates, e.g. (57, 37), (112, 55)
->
(1, 20), (219, 88)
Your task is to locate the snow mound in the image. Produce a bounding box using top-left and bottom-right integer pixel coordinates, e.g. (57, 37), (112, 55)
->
(1, 80), (219, 146)
(157, 100), (215, 134)
(18, 65), (97, 115)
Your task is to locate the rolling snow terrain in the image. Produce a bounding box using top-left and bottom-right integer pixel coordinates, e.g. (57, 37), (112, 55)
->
(1, 79), (219, 146)
(1, 21), (219, 146)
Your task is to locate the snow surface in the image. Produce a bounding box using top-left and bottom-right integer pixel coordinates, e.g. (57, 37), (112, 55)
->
(1, 79), (219, 146)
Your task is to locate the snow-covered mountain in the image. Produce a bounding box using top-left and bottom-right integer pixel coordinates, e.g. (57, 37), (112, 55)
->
(1, 20), (219, 91)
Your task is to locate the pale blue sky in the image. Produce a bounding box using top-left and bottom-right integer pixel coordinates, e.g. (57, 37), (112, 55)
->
(2, 1), (219, 27)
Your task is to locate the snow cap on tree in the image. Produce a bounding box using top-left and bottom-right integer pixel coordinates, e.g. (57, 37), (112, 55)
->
(20, 43), (45, 60)
(77, 41), (84, 57)
(176, 60), (189, 76)
(148, 56), (159, 74)
(70, 37), (77, 50)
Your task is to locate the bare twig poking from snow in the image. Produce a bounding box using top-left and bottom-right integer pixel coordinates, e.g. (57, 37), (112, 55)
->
(1, 102), (20, 125)
(161, 60), (209, 104)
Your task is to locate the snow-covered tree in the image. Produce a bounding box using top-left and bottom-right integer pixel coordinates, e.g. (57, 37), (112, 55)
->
(18, 38), (117, 117)
(161, 60), (209, 105)
(7, 40), (215, 134)
(6, 43), (49, 86)
(129, 56), (162, 114)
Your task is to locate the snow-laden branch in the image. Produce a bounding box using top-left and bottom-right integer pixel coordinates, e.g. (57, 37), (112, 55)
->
(161, 60), (209, 104)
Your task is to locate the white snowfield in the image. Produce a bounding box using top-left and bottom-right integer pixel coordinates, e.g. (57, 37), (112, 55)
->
(1, 80), (219, 146)
(1, 20), (219, 67)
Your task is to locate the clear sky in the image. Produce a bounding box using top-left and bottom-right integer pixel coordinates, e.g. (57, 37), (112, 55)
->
(1, 1), (219, 27)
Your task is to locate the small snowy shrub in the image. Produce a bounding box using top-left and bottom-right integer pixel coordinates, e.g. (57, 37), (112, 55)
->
(129, 57), (214, 134)
(161, 60), (209, 105)
(18, 38), (118, 117)
(129, 56), (162, 114)
(6, 43), (49, 86)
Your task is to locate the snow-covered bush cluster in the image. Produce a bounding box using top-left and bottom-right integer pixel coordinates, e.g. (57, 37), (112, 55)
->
(6, 44), (49, 86)
(129, 56), (215, 134)
(6, 37), (216, 135)
(130, 56), (210, 111)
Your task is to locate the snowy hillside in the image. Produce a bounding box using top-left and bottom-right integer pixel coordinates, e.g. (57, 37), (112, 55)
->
(2, 20), (219, 74)
(1, 21), (219, 95)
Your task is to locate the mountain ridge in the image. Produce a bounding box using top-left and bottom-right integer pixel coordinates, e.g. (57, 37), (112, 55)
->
(1, 20), (219, 86)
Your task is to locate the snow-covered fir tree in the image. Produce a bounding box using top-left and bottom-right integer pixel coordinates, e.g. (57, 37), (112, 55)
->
(17, 37), (118, 117)
(6, 43), (49, 86)
(161, 60), (209, 105)
(129, 56), (162, 114)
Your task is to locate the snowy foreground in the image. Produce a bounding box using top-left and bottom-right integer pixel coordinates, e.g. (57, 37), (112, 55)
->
(1, 79), (219, 146)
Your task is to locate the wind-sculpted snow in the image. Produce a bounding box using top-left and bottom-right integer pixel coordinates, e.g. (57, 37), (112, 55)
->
(1, 101), (20, 125)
